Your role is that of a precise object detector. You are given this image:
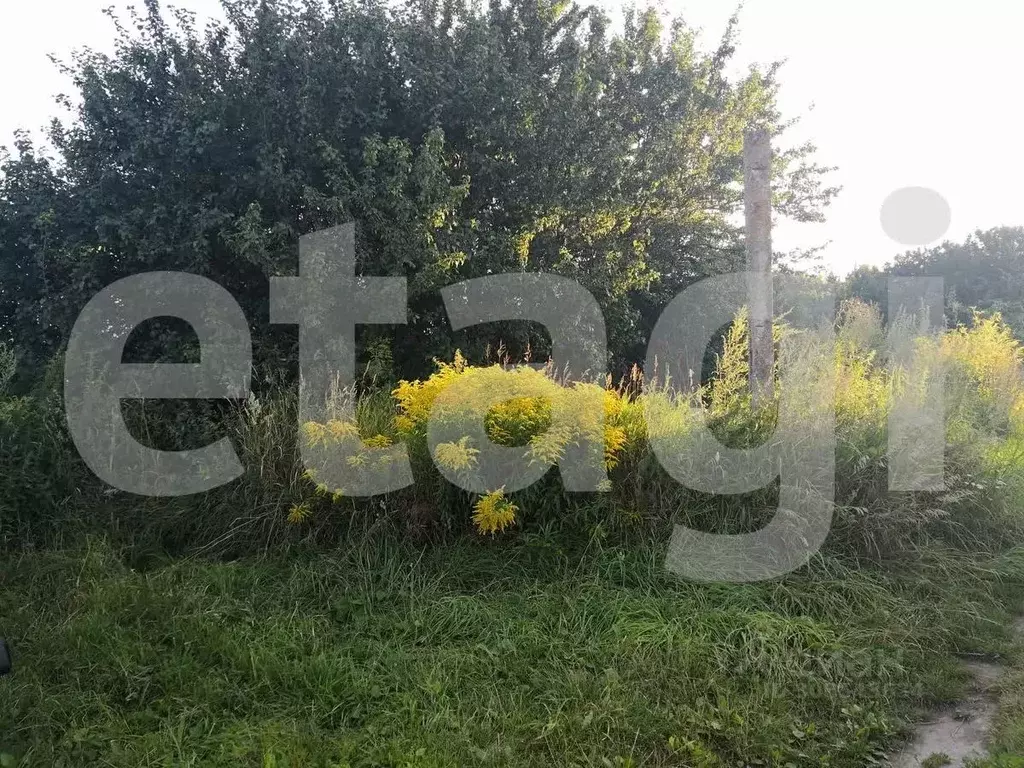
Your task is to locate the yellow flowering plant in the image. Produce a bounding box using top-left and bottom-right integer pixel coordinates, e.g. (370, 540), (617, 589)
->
(392, 353), (641, 534)
(472, 489), (518, 535)
(287, 305), (1024, 544)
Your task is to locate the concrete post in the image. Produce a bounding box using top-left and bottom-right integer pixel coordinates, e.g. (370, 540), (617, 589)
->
(744, 128), (774, 405)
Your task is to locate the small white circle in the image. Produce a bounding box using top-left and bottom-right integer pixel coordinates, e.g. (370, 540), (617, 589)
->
(879, 187), (951, 246)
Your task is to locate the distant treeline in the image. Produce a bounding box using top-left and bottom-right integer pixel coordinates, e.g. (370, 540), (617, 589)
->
(842, 226), (1024, 337)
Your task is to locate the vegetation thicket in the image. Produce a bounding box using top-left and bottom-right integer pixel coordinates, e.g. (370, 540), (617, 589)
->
(3, 1), (1024, 765)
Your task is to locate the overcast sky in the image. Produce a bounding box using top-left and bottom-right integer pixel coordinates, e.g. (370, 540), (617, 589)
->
(2, 0), (1021, 275)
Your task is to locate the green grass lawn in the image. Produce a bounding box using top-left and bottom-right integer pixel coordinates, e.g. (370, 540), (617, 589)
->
(2, 536), (1022, 767)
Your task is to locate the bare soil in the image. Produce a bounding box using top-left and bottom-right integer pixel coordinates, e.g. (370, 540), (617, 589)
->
(889, 618), (1023, 767)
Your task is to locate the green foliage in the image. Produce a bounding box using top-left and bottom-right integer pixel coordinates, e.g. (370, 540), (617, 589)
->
(376, 305), (1024, 553)
(6, 303), (1024, 559)
(843, 226), (1024, 341)
(0, 0), (836, 379)
(0, 358), (84, 548)
(1, 538), (1021, 766)
(2, 6), (1024, 766)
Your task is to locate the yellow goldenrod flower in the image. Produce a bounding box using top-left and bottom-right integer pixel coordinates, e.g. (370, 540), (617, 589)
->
(603, 426), (628, 469)
(287, 503), (311, 525)
(301, 421), (328, 447)
(527, 423), (571, 465)
(433, 437), (479, 471)
(327, 419), (360, 440)
(604, 389), (624, 420)
(364, 434), (393, 449)
(472, 489), (518, 535)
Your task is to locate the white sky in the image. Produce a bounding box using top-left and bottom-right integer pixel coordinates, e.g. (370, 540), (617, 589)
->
(1, 0), (1021, 275)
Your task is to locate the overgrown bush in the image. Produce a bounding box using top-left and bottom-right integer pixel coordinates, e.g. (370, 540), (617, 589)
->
(5, 303), (1024, 560)
(288, 303), (1024, 559)
(0, 351), (86, 548)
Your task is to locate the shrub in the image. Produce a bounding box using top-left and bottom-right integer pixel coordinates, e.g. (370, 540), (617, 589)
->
(280, 303), (1024, 558)
(7, 304), (1024, 560)
(0, 354), (82, 548)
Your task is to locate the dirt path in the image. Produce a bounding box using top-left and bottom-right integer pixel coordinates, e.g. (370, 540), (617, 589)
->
(888, 618), (1023, 767)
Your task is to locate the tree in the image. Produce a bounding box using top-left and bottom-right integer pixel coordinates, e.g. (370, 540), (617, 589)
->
(1, 0), (838, 382)
(843, 226), (1024, 338)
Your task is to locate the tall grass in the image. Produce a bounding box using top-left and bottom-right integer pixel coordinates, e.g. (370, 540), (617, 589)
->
(4, 308), (1024, 766)
(3, 302), (1024, 560)
(290, 301), (1024, 559)
(2, 536), (1022, 766)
